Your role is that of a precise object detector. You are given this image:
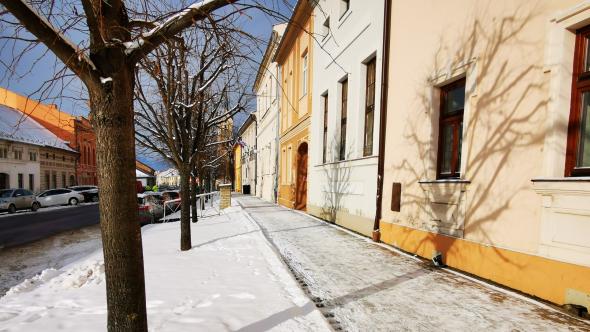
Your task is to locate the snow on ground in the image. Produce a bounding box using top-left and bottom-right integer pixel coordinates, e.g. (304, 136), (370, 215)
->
(237, 195), (590, 332)
(0, 225), (102, 296)
(0, 202), (330, 331)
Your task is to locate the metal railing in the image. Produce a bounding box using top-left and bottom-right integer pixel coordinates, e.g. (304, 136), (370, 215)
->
(161, 191), (219, 222)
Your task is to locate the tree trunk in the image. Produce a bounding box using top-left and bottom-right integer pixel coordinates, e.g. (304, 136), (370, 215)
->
(90, 65), (147, 331)
(190, 174), (198, 224)
(179, 167), (192, 250)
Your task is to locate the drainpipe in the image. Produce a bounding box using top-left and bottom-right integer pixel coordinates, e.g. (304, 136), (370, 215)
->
(373, 0), (392, 242)
(254, 114), (258, 196)
(273, 66), (281, 204)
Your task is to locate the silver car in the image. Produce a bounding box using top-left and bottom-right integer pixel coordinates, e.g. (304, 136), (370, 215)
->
(37, 188), (85, 207)
(0, 189), (40, 213)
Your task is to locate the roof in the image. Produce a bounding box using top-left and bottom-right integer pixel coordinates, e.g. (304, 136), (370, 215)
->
(272, 0), (315, 64)
(136, 160), (155, 175)
(253, 23), (287, 93)
(237, 113), (256, 137)
(0, 104), (77, 152)
(136, 169), (153, 178)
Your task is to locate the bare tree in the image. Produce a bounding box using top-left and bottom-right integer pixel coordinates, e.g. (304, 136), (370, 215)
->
(0, 0), (239, 330)
(134, 25), (247, 249)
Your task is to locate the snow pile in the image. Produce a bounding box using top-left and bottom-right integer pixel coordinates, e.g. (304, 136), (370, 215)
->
(0, 202), (330, 331)
(5, 269), (61, 296)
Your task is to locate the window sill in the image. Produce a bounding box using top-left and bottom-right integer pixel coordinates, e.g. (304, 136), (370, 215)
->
(418, 179), (471, 184)
(314, 155), (378, 168)
(531, 177), (590, 196)
(418, 179), (471, 193)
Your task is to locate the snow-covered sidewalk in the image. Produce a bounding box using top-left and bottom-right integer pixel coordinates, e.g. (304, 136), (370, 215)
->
(0, 203), (330, 331)
(237, 195), (590, 332)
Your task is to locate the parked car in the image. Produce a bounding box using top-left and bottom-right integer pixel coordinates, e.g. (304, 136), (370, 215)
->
(69, 185), (99, 202)
(137, 192), (164, 225)
(161, 190), (181, 213)
(0, 189), (40, 213)
(36, 189), (85, 207)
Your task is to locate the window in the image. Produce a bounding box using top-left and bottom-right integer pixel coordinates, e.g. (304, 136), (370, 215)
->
(340, 0), (350, 18)
(281, 148), (287, 184)
(52, 172), (57, 189)
(62, 173), (66, 187)
(301, 52), (308, 96)
(29, 174), (34, 191)
(340, 79), (348, 161)
(363, 58), (377, 156)
(567, 26), (590, 176)
(322, 94), (329, 164)
(45, 172), (50, 190)
(287, 146), (292, 184)
(437, 78), (466, 179)
(18, 173), (23, 189)
(322, 17), (330, 38)
(62, 155), (65, 162)
(14, 150), (22, 160)
(52, 153), (55, 160)
(0, 147), (7, 158)
(29, 151), (37, 161)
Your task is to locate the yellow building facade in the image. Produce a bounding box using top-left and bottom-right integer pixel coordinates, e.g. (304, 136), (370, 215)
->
(275, 1), (314, 210)
(233, 144), (242, 193)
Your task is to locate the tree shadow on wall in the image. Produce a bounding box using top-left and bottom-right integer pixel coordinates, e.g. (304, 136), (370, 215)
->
(391, 3), (563, 269)
(319, 137), (353, 223)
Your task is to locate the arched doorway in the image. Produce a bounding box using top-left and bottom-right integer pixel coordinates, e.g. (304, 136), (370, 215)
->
(295, 142), (308, 211)
(0, 173), (9, 189)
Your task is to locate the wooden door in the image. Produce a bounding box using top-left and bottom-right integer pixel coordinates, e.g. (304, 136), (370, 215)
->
(295, 143), (308, 210)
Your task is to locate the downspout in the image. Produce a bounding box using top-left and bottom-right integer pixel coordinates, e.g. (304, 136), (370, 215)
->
(273, 66), (281, 204)
(373, 0), (392, 242)
(254, 115), (258, 196)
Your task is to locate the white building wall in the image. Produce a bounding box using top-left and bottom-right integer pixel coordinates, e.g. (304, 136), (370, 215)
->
(254, 24), (286, 203)
(308, 0), (384, 236)
(255, 60), (281, 202)
(0, 140), (41, 192)
(240, 121), (257, 194)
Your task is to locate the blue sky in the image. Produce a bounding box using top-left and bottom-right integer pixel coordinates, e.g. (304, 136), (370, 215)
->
(0, 1), (294, 170)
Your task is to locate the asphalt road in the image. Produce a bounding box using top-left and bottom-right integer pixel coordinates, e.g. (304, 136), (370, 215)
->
(0, 204), (99, 248)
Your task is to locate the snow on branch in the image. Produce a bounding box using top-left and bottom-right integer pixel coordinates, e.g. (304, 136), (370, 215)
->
(128, 0), (237, 63)
(0, 0), (99, 87)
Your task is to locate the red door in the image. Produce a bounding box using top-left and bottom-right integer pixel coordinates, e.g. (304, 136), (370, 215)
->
(295, 143), (308, 210)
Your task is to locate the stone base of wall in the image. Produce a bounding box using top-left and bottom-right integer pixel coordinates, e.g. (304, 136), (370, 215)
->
(380, 221), (590, 310)
(308, 204), (374, 237)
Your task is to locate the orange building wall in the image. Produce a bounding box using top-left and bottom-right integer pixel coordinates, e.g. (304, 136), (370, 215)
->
(380, 222), (590, 309)
(276, 2), (313, 210)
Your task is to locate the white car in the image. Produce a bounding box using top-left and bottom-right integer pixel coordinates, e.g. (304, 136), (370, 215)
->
(37, 188), (85, 207)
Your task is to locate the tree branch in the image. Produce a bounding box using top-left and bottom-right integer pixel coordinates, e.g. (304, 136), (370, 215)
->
(0, 0), (100, 88)
(128, 0), (237, 63)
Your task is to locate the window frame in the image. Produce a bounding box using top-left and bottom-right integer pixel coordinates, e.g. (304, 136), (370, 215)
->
(322, 93), (329, 164)
(363, 57), (377, 156)
(301, 52), (308, 97)
(566, 25), (590, 176)
(339, 78), (348, 161)
(29, 174), (34, 191)
(436, 77), (466, 179)
(340, 0), (350, 19)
